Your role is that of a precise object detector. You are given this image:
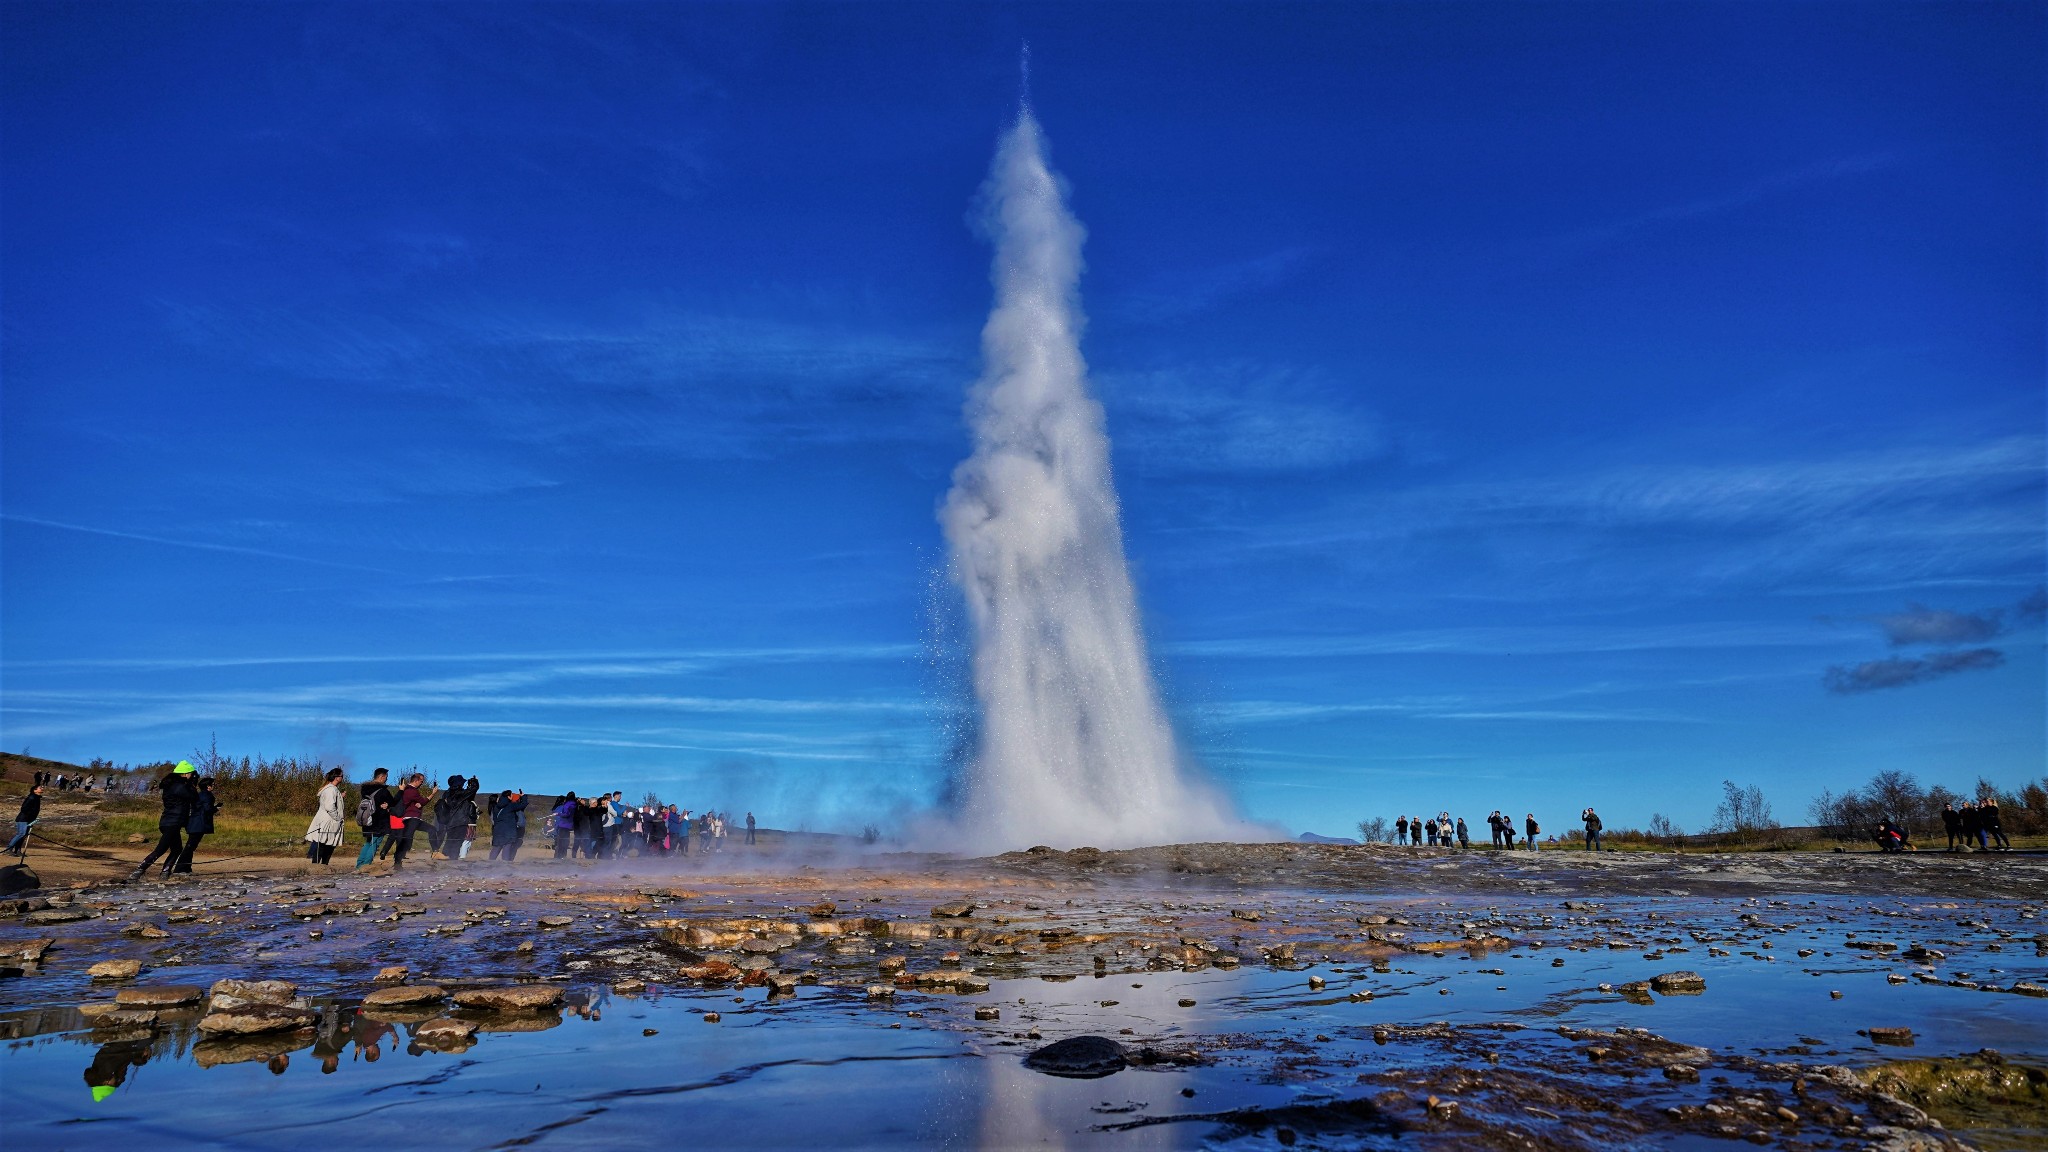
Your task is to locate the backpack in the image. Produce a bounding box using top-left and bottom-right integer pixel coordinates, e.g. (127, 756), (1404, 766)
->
(356, 795), (376, 827)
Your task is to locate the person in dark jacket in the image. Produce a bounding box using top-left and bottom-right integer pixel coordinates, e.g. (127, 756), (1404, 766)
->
(1941, 803), (1962, 852)
(1524, 812), (1541, 852)
(7, 784), (43, 856)
(135, 761), (199, 878)
(488, 790), (528, 861)
(1582, 808), (1604, 852)
(172, 777), (220, 873)
(354, 769), (394, 869)
(1960, 803), (1984, 851)
(1981, 797), (2011, 850)
(1455, 817), (1470, 848)
(435, 774), (478, 860)
(574, 797), (601, 858)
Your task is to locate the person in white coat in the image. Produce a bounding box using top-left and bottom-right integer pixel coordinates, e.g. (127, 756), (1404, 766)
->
(305, 767), (348, 865)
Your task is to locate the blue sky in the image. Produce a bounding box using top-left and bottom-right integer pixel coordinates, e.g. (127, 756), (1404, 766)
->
(3, 2), (2041, 837)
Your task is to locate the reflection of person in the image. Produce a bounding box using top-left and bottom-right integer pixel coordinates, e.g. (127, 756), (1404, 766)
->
(84, 1037), (152, 1102)
(352, 1010), (392, 1063)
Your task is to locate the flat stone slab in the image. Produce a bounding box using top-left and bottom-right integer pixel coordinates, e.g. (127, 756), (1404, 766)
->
(23, 908), (92, 925)
(208, 978), (297, 1009)
(453, 984), (564, 1012)
(115, 985), (205, 1007)
(0, 934), (54, 959)
(198, 1002), (318, 1035)
(361, 984), (446, 1008)
(88, 959), (142, 980)
(413, 1016), (476, 1047)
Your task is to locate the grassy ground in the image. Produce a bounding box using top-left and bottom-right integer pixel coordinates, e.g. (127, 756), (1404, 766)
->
(9, 751), (2039, 860)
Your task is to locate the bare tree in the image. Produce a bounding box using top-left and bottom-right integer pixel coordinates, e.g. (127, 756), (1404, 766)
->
(1710, 780), (1779, 845)
(1646, 812), (1683, 844)
(1357, 817), (1390, 844)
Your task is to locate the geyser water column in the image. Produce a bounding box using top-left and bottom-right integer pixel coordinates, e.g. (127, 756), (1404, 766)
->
(940, 111), (1249, 852)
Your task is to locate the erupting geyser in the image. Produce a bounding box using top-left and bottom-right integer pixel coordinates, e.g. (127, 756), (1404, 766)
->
(940, 110), (1252, 852)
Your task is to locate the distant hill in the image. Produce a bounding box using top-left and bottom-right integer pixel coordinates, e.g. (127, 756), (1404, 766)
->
(1297, 831), (1360, 846)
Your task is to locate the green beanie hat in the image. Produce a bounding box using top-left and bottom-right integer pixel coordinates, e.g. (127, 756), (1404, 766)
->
(92, 1085), (116, 1102)
(173, 760), (196, 774)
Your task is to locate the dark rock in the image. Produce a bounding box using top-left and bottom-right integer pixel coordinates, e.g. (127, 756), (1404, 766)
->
(1650, 971), (1706, 994)
(1868, 1026), (1915, 1046)
(0, 864), (40, 897)
(1025, 1035), (1127, 1079)
(931, 901), (976, 918)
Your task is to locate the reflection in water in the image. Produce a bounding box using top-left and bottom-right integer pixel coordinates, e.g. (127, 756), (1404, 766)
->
(975, 1036), (1191, 1150)
(84, 1035), (150, 1102)
(57, 999), (565, 1091)
(7, 897), (2047, 1151)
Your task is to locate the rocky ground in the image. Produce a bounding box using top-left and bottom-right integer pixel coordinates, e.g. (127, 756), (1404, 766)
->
(3, 843), (2044, 1149)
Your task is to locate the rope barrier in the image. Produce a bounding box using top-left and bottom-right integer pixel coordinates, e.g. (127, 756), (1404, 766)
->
(18, 827), (304, 872)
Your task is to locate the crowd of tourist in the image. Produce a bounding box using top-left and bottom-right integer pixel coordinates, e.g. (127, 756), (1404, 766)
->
(303, 768), (759, 874)
(1877, 799), (2015, 853)
(1391, 810), (1566, 849)
(25, 768), (148, 796)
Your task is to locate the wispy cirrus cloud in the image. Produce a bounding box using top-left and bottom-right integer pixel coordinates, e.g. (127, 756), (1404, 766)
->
(1112, 245), (1318, 324)
(160, 302), (971, 458)
(1545, 152), (1901, 255)
(1205, 434), (2043, 596)
(0, 513), (397, 574)
(1168, 619), (1854, 660)
(1100, 362), (1387, 474)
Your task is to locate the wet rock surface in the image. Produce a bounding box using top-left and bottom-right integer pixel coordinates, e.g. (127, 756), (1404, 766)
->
(0, 845), (2041, 1148)
(1025, 1034), (1128, 1078)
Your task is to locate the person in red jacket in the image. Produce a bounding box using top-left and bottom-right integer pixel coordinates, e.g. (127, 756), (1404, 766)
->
(391, 773), (428, 871)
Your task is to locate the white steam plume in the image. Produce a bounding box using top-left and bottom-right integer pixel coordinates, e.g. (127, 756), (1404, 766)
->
(939, 111), (1256, 852)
